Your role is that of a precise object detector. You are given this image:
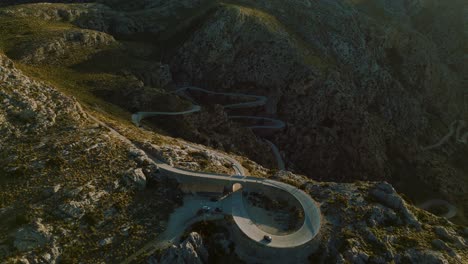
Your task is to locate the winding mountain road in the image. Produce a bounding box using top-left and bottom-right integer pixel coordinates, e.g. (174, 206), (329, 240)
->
(418, 199), (457, 219)
(423, 120), (468, 150)
(264, 139), (286, 170)
(132, 86), (286, 170)
(131, 104), (201, 127)
(420, 119), (466, 218)
(116, 86), (321, 261)
(153, 160), (321, 248)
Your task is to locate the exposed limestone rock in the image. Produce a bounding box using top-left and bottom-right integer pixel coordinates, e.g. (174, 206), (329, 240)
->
(14, 219), (52, 252)
(57, 201), (86, 219)
(301, 176), (466, 263)
(0, 54), (85, 137)
(343, 238), (369, 264)
(396, 249), (449, 264)
(150, 232), (208, 264)
(0, 50), (182, 263)
(122, 168), (147, 190)
(131, 62), (173, 88)
(370, 182), (421, 228)
(17, 29), (116, 64)
(99, 237), (114, 247)
(434, 226), (454, 241)
(41, 184), (62, 198)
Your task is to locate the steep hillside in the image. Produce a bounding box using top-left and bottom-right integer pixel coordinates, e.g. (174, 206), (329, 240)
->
(168, 0), (467, 223)
(0, 1), (467, 263)
(0, 53), (183, 262)
(1, 0), (466, 221)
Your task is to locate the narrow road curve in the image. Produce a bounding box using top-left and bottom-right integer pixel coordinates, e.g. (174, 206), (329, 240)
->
(120, 87), (321, 253)
(131, 104), (201, 127)
(423, 120), (468, 150)
(152, 160), (321, 248)
(89, 110), (321, 262)
(420, 120), (466, 218)
(264, 139), (285, 170)
(418, 199), (457, 219)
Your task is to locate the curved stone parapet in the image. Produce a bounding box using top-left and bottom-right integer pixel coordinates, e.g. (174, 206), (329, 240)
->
(231, 179), (321, 248)
(418, 199), (457, 219)
(126, 86), (321, 248)
(153, 159), (321, 248)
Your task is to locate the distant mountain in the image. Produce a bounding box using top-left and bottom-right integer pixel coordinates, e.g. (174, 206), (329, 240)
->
(0, 0), (94, 7)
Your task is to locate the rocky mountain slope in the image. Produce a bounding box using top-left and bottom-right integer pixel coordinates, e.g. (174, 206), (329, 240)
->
(0, 53), (187, 262)
(0, 0), (467, 263)
(5, 0), (463, 223)
(150, 172), (468, 264)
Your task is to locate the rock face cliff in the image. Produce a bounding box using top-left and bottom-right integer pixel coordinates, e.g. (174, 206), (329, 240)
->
(171, 0), (466, 180)
(5, 1), (464, 187)
(166, 0), (467, 221)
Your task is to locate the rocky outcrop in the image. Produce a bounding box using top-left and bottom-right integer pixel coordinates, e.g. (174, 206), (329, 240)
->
(14, 219), (52, 252)
(130, 62), (173, 88)
(0, 51), (182, 263)
(149, 232), (208, 264)
(0, 54), (85, 137)
(300, 176), (468, 264)
(370, 182), (421, 228)
(122, 168), (147, 190)
(0, 3), (138, 34)
(395, 249), (449, 264)
(16, 29), (116, 64)
(0, 1), (209, 35)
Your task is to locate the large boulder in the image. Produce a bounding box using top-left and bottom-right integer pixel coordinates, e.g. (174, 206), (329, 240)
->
(370, 182), (421, 228)
(14, 219), (52, 252)
(57, 201), (86, 219)
(150, 232), (208, 264)
(122, 168), (147, 190)
(396, 249), (448, 264)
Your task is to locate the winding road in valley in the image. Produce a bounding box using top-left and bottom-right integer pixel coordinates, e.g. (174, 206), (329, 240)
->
(417, 199), (457, 219)
(116, 87), (321, 262)
(132, 86), (286, 170)
(419, 119), (467, 219)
